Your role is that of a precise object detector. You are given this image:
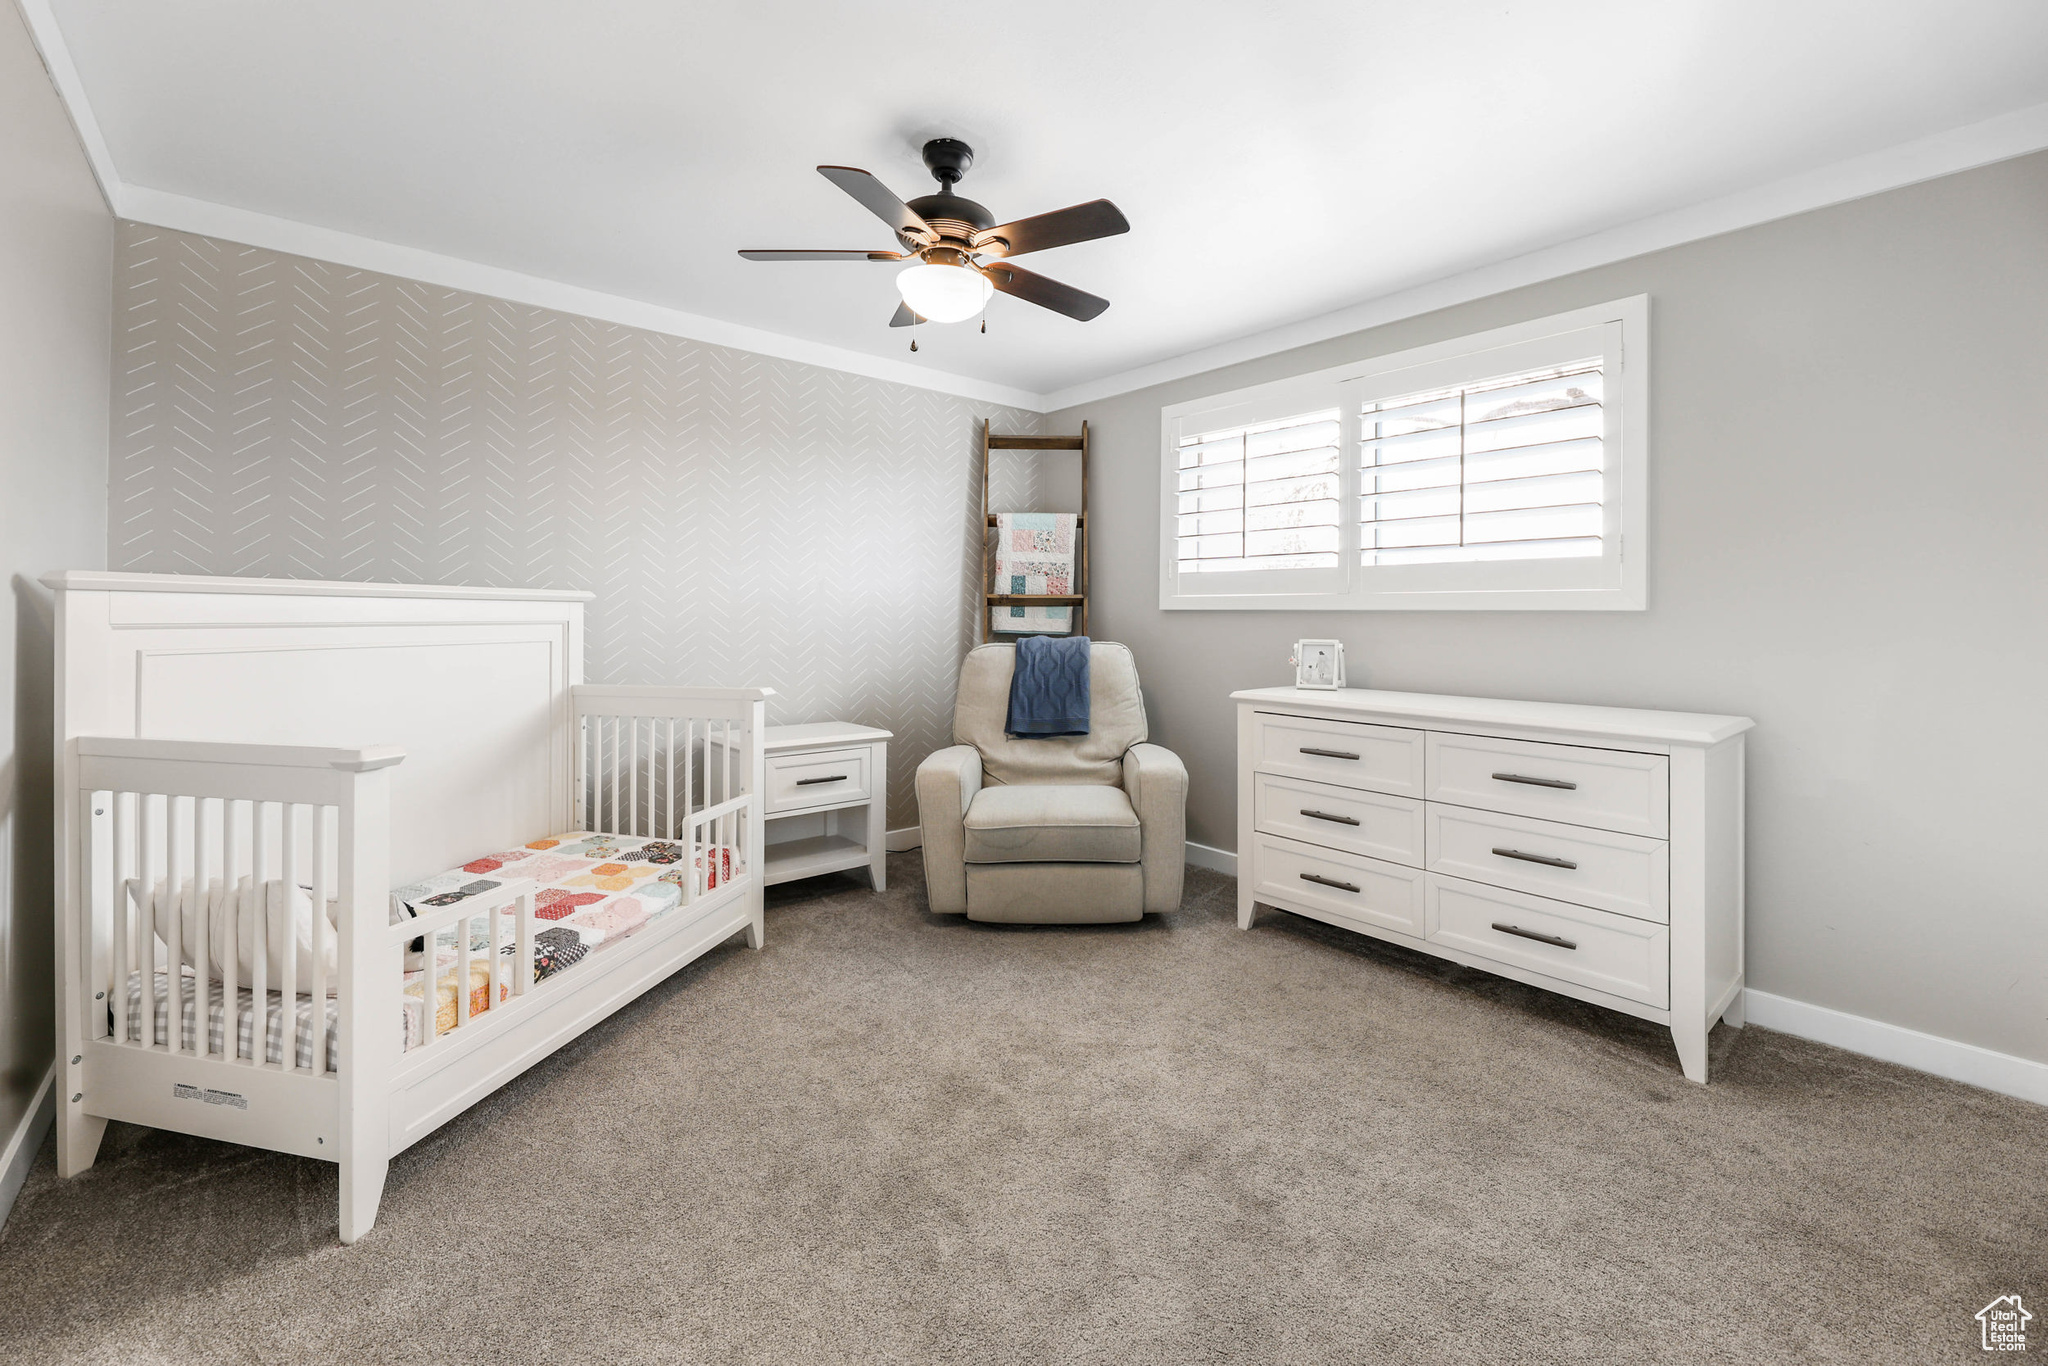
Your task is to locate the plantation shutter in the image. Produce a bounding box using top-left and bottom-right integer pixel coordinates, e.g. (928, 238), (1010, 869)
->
(1358, 358), (1605, 566)
(1176, 408), (1341, 574)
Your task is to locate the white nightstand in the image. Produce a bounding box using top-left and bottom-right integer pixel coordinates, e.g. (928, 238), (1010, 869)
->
(761, 722), (891, 890)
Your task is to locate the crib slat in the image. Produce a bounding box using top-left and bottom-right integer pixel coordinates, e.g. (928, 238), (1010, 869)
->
(223, 800), (241, 1062)
(281, 805), (299, 1070)
(422, 928), (437, 1047)
(167, 793), (187, 1055)
(683, 720), (695, 847)
(313, 805), (330, 1072)
(608, 718), (620, 836)
(515, 891), (534, 997)
(488, 902), (503, 1019)
(665, 719), (677, 840)
(456, 910), (472, 1029)
(112, 792), (131, 1048)
(629, 717), (639, 837)
(252, 802), (270, 1066)
(196, 798), (214, 1055)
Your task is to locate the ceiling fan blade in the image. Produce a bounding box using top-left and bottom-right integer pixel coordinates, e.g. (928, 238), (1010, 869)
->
(974, 199), (1130, 258)
(817, 166), (936, 244)
(738, 249), (907, 262)
(889, 301), (923, 328)
(983, 262), (1109, 322)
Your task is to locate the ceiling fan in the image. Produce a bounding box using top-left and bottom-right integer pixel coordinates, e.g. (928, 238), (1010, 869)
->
(740, 138), (1129, 332)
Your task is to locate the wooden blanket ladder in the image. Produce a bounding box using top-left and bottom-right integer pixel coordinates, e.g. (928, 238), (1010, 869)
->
(981, 420), (1089, 641)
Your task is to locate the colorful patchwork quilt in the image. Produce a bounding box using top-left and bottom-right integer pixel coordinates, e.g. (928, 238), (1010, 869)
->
(391, 831), (740, 1051)
(990, 511), (1076, 636)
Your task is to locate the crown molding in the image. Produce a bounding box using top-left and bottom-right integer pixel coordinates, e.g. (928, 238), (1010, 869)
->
(20, 0), (2048, 417)
(116, 186), (1045, 410)
(1039, 99), (2048, 412)
(13, 0), (120, 213)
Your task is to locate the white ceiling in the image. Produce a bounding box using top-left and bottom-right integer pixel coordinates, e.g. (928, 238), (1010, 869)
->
(35, 0), (2048, 406)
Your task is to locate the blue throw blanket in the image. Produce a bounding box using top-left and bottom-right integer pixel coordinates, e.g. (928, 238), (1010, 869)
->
(1006, 635), (1091, 737)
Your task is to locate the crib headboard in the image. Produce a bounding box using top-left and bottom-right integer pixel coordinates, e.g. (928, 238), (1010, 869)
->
(46, 571), (589, 886)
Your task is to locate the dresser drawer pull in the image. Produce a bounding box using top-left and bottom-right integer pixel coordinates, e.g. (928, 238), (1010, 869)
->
(1491, 922), (1578, 950)
(1299, 808), (1361, 826)
(796, 775), (850, 786)
(1300, 872), (1359, 893)
(1491, 771), (1577, 790)
(1299, 746), (1360, 761)
(1491, 847), (1579, 870)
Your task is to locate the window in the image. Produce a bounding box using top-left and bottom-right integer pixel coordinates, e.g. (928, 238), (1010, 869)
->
(1176, 407), (1341, 575)
(1159, 297), (1647, 611)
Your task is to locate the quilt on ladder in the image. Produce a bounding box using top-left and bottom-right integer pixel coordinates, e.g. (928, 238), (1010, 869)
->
(990, 511), (1077, 636)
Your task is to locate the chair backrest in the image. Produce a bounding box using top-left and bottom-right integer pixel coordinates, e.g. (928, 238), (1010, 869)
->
(953, 641), (1148, 786)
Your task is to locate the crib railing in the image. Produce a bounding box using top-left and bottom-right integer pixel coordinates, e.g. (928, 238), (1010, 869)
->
(571, 686), (770, 877)
(73, 738), (402, 1077)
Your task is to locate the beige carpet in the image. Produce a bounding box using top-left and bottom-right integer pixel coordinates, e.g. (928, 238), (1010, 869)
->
(2, 855), (2041, 1364)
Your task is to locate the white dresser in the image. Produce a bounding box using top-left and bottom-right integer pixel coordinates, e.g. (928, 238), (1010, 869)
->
(1233, 688), (1751, 1082)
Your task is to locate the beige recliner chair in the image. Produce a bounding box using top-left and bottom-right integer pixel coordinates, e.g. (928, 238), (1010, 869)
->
(916, 641), (1187, 924)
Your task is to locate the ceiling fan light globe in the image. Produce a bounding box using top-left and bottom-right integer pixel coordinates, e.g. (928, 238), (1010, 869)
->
(895, 263), (992, 324)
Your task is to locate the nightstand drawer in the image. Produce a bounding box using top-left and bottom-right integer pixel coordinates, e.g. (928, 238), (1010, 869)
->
(1250, 832), (1426, 937)
(765, 746), (871, 814)
(1251, 711), (1425, 798)
(1427, 875), (1669, 1009)
(1427, 732), (1668, 837)
(1425, 805), (1668, 923)
(1254, 772), (1424, 867)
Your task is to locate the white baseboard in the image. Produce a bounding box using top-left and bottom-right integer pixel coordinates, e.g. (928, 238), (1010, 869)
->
(1185, 840), (1238, 876)
(886, 826), (922, 853)
(1743, 991), (2046, 1106)
(0, 1067), (55, 1232)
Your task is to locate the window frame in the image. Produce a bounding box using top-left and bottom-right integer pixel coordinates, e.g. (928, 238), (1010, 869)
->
(1158, 295), (1648, 612)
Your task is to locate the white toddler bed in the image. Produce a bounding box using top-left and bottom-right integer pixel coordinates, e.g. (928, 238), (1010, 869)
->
(48, 570), (772, 1243)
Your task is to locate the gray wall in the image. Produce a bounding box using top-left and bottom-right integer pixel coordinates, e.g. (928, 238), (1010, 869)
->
(0, 2), (113, 1216)
(107, 221), (1044, 828)
(1055, 151), (2048, 1065)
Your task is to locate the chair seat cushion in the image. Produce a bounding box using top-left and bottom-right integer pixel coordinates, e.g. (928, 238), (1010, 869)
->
(962, 784), (1141, 864)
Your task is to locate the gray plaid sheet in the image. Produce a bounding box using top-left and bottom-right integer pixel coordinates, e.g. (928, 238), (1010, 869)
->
(122, 971), (339, 1073)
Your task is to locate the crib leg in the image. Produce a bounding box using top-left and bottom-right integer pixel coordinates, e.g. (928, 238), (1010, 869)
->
(745, 885), (765, 950)
(56, 1106), (107, 1178)
(338, 1155), (389, 1245)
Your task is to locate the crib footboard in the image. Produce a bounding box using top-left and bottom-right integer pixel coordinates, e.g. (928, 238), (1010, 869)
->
(63, 736), (405, 1243)
(573, 684), (771, 948)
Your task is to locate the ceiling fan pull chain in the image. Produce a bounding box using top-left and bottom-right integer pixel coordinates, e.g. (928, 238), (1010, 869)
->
(909, 338), (918, 353)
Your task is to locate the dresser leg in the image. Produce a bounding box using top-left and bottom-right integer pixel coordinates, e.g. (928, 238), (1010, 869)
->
(1672, 1019), (1709, 1084)
(1720, 989), (1746, 1029)
(1237, 892), (1257, 930)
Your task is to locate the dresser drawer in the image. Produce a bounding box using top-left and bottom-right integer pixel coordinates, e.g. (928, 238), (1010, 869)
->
(765, 746), (871, 814)
(1427, 874), (1668, 1009)
(1251, 712), (1425, 798)
(1427, 732), (1669, 838)
(1425, 806), (1668, 923)
(1250, 832), (1426, 937)
(1254, 773), (1424, 866)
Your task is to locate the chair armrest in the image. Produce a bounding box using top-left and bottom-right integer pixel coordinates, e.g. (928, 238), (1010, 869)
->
(1123, 743), (1188, 914)
(915, 745), (983, 915)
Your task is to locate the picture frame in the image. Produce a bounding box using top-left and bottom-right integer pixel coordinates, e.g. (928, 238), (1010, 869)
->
(1290, 638), (1346, 690)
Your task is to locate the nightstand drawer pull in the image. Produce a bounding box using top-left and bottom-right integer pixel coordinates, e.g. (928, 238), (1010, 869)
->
(796, 774), (849, 786)
(1300, 872), (1359, 893)
(1299, 808), (1361, 826)
(1491, 772), (1577, 790)
(1491, 847), (1578, 870)
(1491, 922), (1577, 950)
(1299, 746), (1360, 761)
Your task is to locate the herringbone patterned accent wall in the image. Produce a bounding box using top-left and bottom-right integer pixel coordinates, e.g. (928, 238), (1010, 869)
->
(108, 221), (1056, 828)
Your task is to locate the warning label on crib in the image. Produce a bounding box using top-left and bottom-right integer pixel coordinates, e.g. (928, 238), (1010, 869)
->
(172, 1083), (248, 1110)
